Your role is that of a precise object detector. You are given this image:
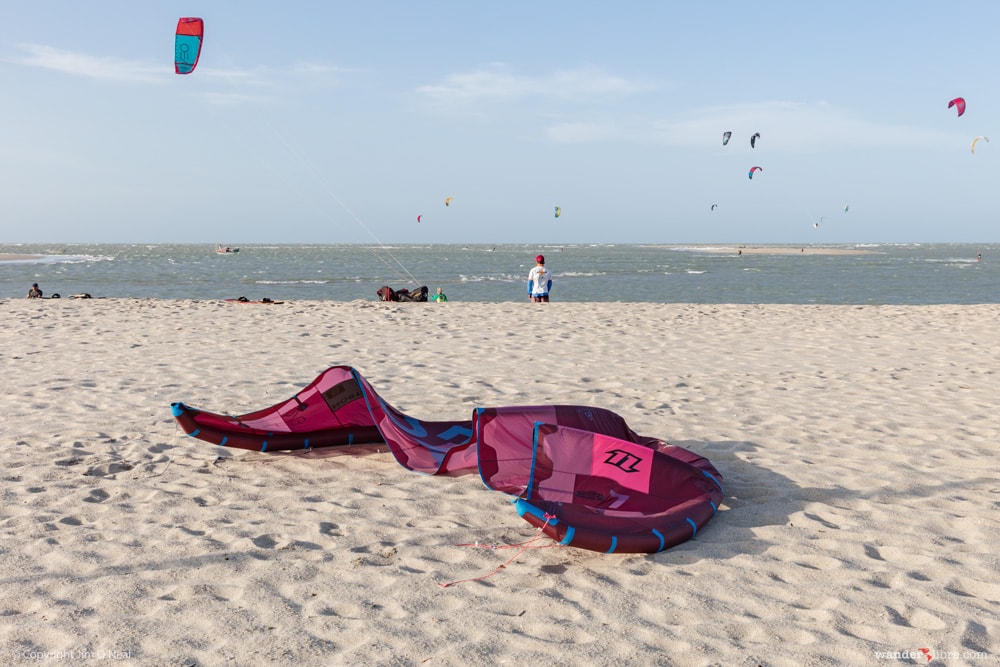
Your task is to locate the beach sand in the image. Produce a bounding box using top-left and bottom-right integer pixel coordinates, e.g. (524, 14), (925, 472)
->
(1, 299), (997, 666)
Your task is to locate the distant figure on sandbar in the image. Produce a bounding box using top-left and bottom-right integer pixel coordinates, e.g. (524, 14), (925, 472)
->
(26, 283), (43, 298)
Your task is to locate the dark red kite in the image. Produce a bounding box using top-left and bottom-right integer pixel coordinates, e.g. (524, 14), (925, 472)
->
(948, 97), (966, 117)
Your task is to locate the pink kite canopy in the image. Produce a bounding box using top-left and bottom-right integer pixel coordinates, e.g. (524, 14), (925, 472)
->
(949, 97), (966, 117)
(172, 366), (723, 553)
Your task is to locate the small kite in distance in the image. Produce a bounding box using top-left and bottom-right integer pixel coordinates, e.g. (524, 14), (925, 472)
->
(722, 131), (732, 146)
(174, 18), (204, 75)
(711, 204), (718, 211)
(948, 97), (966, 117)
(844, 204), (849, 212)
(748, 166), (762, 179)
(417, 215), (422, 223)
(971, 135), (989, 154)
(444, 197), (453, 207)
(554, 206), (561, 218)
(750, 132), (760, 149)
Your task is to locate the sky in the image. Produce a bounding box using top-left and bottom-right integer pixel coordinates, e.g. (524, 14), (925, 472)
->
(2, 1), (999, 244)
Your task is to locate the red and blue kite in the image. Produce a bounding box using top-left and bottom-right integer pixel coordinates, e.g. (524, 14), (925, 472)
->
(174, 18), (204, 75)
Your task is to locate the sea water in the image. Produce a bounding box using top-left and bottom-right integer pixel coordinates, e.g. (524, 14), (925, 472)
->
(1, 242), (996, 304)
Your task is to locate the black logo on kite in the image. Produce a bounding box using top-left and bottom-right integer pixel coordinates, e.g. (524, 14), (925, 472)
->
(603, 449), (644, 473)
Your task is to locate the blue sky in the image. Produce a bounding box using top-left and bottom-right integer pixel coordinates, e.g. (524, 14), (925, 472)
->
(2, 2), (998, 244)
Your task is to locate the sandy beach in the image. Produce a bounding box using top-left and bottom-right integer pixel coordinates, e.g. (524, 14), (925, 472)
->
(1, 299), (997, 666)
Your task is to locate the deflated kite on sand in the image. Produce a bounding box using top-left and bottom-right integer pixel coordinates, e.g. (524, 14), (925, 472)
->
(172, 366), (723, 554)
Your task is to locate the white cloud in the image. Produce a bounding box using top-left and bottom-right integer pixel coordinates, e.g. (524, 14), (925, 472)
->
(12, 44), (165, 83)
(10, 44), (275, 88)
(415, 63), (657, 117)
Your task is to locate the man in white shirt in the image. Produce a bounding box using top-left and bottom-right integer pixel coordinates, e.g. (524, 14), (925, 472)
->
(527, 255), (552, 302)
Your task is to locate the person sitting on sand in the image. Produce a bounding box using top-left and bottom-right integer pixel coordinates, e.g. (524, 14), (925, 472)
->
(431, 288), (448, 302)
(26, 283), (43, 298)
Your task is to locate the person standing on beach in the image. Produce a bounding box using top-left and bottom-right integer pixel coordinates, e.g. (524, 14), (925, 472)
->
(527, 254), (552, 302)
(26, 283), (43, 298)
(431, 287), (448, 302)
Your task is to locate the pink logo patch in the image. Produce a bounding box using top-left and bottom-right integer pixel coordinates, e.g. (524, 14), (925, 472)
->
(592, 435), (652, 493)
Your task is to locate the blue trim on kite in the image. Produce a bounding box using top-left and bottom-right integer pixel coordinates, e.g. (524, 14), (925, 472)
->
(220, 436), (227, 446)
(606, 536), (618, 554)
(304, 438), (310, 450)
(171, 403), (184, 417)
(261, 441), (268, 453)
(686, 517), (697, 536)
(348, 433), (354, 445)
(474, 409), (495, 491)
(513, 498), (560, 526)
(439, 424), (474, 442)
(513, 496), (530, 515)
(709, 500), (717, 514)
(351, 368), (378, 420)
(188, 428), (200, 438)
(560, 526), (575, 546)
(527, 422), (543, 496)
(702, 470), (724, 493)
(651, 528), (666, 552)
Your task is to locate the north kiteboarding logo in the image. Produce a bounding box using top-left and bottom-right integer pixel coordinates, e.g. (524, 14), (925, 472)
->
(603, 449), (644, 473)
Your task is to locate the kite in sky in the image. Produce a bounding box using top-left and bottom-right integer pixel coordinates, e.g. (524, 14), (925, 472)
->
(971, 136), (989, 154)
(554, 206), (561, 218)
(174, 18), (204, 75)
(445, 197), (453, 207)
(750, 132), (760, 149)
(722, 131), (732, 146)
(948, 97), (966, 117)
(748, 166), (763, 179)
(416, 215), (422, 223)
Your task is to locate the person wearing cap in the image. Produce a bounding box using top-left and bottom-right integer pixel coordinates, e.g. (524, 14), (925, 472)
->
(26, 283), (43, 299)
(527, 254), (552, 302)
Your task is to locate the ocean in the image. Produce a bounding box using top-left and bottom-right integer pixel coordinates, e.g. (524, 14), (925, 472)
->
(1, 242), (996, 304)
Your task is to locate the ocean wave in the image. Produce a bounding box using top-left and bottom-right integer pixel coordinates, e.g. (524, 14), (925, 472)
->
(0, 254), (114, 265)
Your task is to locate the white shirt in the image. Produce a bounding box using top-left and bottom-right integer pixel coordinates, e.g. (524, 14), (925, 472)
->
(528, 265), (552, 296)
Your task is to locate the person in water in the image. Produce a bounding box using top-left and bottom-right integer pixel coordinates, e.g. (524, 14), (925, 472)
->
(431, 287), (448, 302)
(527, 255), (552, 302)
(26, 283), (43, 298)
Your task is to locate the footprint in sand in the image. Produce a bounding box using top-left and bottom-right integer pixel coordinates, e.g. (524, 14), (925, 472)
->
(83, 489), (110, 504)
